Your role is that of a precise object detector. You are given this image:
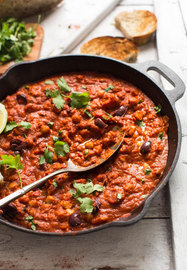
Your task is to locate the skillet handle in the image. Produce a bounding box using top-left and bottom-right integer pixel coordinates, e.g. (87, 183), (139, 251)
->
(133, 61), (185, 104)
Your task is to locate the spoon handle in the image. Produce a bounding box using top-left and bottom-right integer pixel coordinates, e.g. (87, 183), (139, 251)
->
(0, 167), (68, 208)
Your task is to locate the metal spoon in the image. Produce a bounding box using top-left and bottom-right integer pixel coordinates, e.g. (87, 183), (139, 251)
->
(0, 128), (124, 208)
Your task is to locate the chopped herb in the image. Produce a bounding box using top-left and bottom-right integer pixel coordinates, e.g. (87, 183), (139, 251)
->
(58, 130), (63, 135)
(0, 155), (23, 188)
(84, 109), (92, 118)
(70, 92), (90, 109)
(45, 89), (65, 109)
(31, 223), (37, 231)
(84, 149), (89, 155)
(154, 104), (162, 114)
(158, 132), (163, 140)
(137, 99), (143, 104)
(72, 180), (104, 198)
(142, 195), (147, 198)
(81, 86), (87, 89)
(57, 76), (71, 93)
(48, 122), (54, 128)
(53, 180), (58, 188)
(116, 193), (123, 201)
(4, 120), (31, 133)
(104, 84), (115, 92)
(39, 155), (45, 165)
(102, 116), (108, 120)
(25, 215), (33, 223)
(45, 80), (54, 85)
(53, 136), (60, 143)
(105, 112), (112, 118)
(0, 17), (36, 64)
(141, 179), (145, 183)
(25, 85), (30, 89)
(77, 197), (93, 213)
(54, 141), (69, 157)
(144, 168), (152, 175)
(44, 148), (53, 164)
(87, 178), (92, 182)
(137, 120), (145, 128)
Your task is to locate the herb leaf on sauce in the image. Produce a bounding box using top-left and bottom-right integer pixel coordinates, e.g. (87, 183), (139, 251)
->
(154, 104), (162, 114)
(144, 168), (152, 175)
(70, 92), (90, 109)
(0, 154), (23, 188)
(84, 109), (92, 118)
(57, 76), (71, 93)
(45, 89), (65, 109)
(158, 132), (163, 139)
(54, 141), (69, 157)
(44, 148), (54, 164)
(4, 121), (31, 133)
(77, 197), (93, 213)
(116, 193), (123, 201)
(104, 84), (114, 92)
(137, 120), (145, 128)
(71, 180), (104, 198)
(45, 80), (54, 85)
(39, 155), (45, 165)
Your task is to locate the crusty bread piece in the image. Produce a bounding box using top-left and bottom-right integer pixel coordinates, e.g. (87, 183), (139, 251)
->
(0, 24), (44, 75)
(0, 0), (63, 19)
(81, 36), (138, 62)
(115, 10), (157, 46)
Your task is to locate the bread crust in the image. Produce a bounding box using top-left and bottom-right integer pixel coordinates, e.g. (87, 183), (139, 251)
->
(0, 24), (44, 75)
(115, 10), (157, 46)
(81, 36), (138, 62)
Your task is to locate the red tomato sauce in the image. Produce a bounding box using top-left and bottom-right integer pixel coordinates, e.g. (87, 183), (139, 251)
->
(0, 72), (168, 233)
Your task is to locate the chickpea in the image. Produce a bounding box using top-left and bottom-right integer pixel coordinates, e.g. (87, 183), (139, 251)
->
(40, 125), (50, 135)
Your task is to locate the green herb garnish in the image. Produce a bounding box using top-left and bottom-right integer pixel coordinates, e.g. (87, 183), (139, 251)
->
(70, 92), (90, 109)
(53, 136), (60, 143)
(144, 168), (152, 175)
(45, 89), (65, 109)
(104, 84), (115, 92)
(81, 86), (87, 89)
(54, 141), (69, 157)
(25, 215), (37, 230)
(39, 155), (45, 165)
(77, 197), (93, 213)
(0, 17), (36, 63)
(154, 104), (162, 114)
(84, 149), (89, 155)
(44, 80), (54, 85)
(44, 147), (54, 164)
(53, 180), (58, 188)
(71, 180), (104, 198)
(48, 122), (54, 128)
(84, 109), (92, 118)
(4, 121), (31, 133)
(105, 112), (112, 118)
(0, 154), (23, 188)
(57, 76), (71, 93)
(137, 120), (145, 128)
(137, 99), (143, 104)
(158, 132), (163, 140)
(25, 215), (33, 223)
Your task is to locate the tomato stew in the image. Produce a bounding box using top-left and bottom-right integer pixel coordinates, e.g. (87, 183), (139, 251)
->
(0, 72), (168, 233)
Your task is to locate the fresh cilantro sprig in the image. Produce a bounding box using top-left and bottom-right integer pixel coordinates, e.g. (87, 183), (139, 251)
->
(154, 104), (162, 114)
(69, 180), (104, 213)
(69, 92), (90, 109)
(4, 121), (31, 133)
(45, 89), (65, 109)
(137, 120), (145, 128)
(57, 76), (71, 93)
(0, 154), (23, 188)
(54, 141), (70, 157)
(104, 84), (114, 92)
(0, 17), (36, 63)
(25, 215), (38, 230)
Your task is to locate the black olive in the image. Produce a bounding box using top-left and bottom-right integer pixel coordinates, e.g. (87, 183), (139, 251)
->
(140, 141), (152, 155)
(10, 139), (28, 152)
(92, 198), (101, 214)
(16, 94), (27, 105)
(113, 106), (128, 117)
(2, 203), (18, 220)
(94, 118), (107, 129)
(69, 212), (81, 227)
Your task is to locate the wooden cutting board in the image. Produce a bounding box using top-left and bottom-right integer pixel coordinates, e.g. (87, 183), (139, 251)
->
(0, 24), (44, 75)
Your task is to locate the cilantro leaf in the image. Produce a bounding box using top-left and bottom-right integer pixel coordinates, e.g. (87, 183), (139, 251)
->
(137, 120), (145, 128)
(44, 148), (53, 164)
(104, 84), (115, 92)
(25, 215), (33, 223)
(52, 94), (65, 109)
(48, 122), (54, 128)
(39, 155), (45, 165)
(72, 180), (104, 198)
(77, 197), (93, 213)
(19, 121), (31, 129)
(53, 179), (58, 188)
(45, 80), (54, 85)
(154, 104), (162, 114)
(158, 132), (163, 140)
(57, 76), (71, 93)
(84, 109), (92, 118)
(54, 141), (70, 157)
(4, 121), (18, 132)
(70, 92), (90, 109)
(4, 121), (31, 133)
(144, 168), (152, 175)
(116, 193), (123, 201)
(0, 154), (23, 188)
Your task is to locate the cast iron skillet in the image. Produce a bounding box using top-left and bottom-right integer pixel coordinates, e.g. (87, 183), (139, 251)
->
(0, 55), (185, 235)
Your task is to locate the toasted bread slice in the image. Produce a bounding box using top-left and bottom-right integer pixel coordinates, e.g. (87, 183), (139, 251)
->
(0, 24), (44, 75)
(81, 36), (138, 62)
(115, 10), (157, 46)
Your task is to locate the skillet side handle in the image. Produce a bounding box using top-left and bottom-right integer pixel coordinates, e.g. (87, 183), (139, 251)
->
(133, 61), (185, 104)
